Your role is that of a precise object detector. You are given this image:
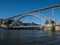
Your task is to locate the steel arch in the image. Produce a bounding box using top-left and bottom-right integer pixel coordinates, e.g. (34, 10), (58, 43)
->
(10, 13), (48, 27)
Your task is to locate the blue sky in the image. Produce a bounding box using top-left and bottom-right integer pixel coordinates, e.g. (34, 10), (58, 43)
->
(0, 0), (60, 25)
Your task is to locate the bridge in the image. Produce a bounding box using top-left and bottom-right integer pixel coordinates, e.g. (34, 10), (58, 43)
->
(12, 25), (42, 30)
(0, 4), (60, 29)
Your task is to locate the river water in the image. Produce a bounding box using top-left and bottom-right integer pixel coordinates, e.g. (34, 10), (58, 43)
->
(0, 30), (60, 45)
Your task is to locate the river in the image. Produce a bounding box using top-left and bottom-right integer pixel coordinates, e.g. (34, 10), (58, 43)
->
(0, 29), (60, 45)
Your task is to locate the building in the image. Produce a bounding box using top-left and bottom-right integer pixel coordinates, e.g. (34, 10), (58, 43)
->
(44, 24), (60, 31)
(44, 24), (52, 31)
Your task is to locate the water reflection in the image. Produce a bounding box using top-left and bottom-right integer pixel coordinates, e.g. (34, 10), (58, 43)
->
(45, 31), (56, 45)
(0, 30), (60, 45)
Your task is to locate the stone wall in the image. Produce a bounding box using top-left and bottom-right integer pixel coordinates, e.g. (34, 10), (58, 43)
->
(44, 26), (60, 31)
(55, 26), (60, 31)
(44, 26), (52, 31)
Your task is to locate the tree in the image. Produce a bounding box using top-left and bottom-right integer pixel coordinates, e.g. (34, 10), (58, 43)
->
(45, 20), (49, 25)
(50, 20), (55, 31)
(58, 4), (60, 7)
(50, 20), (55, 25)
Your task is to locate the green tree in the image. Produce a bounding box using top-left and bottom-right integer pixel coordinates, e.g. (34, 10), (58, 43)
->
(58, 3), (60, 7)
(50, 20), (55, 31)
(45, 20), (49, 25)
(50, 20), (55, 25)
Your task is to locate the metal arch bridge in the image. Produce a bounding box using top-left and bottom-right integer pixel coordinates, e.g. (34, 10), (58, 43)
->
(5, 4), (59, 27)
(10, 13), (48, 27)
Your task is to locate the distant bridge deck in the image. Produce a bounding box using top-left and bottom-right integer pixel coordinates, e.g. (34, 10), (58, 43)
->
(11, 26), (42, 30)
(12, 26), (41, 28)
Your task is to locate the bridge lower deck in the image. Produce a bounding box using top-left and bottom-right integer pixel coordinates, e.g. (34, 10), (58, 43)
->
(9, 26), (41, 30)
